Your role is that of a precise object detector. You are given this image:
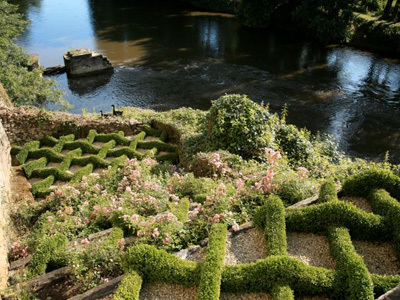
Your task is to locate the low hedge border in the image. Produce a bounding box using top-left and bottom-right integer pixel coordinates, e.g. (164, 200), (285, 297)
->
(342, 168), (400, 199)
(263, 195), (287, 256)
(368, 189), (400, 259)
(198, 223), (227, 300)
(285, 201), (388, 241)
(318, 179), (338, 203)
(327, 226), (374, 299)
(113, 271), (142, 300)
(11, 127), (179, 197)
(172, 197), (190, 222)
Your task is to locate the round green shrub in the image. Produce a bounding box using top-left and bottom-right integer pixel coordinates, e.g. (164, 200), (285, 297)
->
(276, 125), (313, 165)
(205, 94), (275, 159)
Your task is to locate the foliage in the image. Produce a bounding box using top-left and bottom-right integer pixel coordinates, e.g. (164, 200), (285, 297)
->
(198, 223), (227, 300)
(0, 0), (66, 107)
(205, 94), (277, 159)
(236, 0), (289, 27)
(292, 0), (357, 43)
(113, 271), (142, 300)
(318, 179), (338, 203)
(328, 227), (374, 299)
(263, 196), (287, 256)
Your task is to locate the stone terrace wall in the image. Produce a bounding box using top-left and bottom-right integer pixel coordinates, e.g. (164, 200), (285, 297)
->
(0, 120), (11, 289)
(0, 107), (144, 146)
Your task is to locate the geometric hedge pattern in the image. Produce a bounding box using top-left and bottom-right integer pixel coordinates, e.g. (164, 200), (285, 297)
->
(116, 169), (400, 300)
(11, 124), (178, 198)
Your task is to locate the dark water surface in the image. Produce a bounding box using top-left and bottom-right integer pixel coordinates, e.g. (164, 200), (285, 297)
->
(15, 0), (400, 163)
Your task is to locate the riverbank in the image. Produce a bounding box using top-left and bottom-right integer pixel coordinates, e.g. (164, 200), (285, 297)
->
(181, 0), (400, 56)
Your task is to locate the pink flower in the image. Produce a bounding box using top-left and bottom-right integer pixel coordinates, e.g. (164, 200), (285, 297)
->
(297, 167), (309, 179)
(235, 179), (245, 191)
(264, 148), (282, 165)
(255, 169), (276, 194)
(152, 227), (160, 238)
(162, 234), (171, 245)
(117, 238), (125, 250)
(54, 189), (64, 198)
(65, 206), (74, 215)
(125, 186), (132, 193)
(216, 183), (227, 196)
(232, 222), (240, 232)
(81, 238), (90, 245)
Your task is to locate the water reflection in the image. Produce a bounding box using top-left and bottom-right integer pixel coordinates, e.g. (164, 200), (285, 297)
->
(15, 0), (400, 163)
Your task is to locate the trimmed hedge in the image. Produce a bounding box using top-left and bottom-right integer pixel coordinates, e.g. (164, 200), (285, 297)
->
(368, 189), (400, 259)
(173, 198), (190, 222)
(271, 285), (294, 300)
(141, 124), (162, 137)
(31, 175), (54, 196)
(28, 234), (68, 277)
(221, 256), (335, 295)
(122, 244), (201, 285)
(327, 227), (374, 300)
(113, 271), (142, 300)
(23, 157), (47, 178)
(342, 168), (400, 199)
(285, 201), (388, 241)
(318, 179), (338, 203)
(16, 141), (40, 164)
(372, 274), (400, 297)
(198, 223), (227, 300)
(264, 196), (287, 256)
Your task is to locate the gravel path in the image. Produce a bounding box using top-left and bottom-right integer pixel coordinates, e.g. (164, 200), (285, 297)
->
(341, 197), (373, 213)
(353, 240), (400, 275)
(220, 292), (272, 299)
(225, 228), (267, 265)
(140, 282), (198, 300)
(287, 232), (336, 269)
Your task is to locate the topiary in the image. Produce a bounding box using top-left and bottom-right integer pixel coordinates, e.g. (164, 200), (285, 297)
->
(205, 94), (276, 159)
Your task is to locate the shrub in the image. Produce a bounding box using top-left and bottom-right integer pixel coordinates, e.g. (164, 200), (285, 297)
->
(28, 234), (68, 277)
(236, 0), (289, 28)
(342, 168), (400, 199)
(205, 94), (276, 159)
(285, 201), (388, 240)
(264, 196), (287, 256)
(172, 198), (190, 222)
(276, 125), (313, 166)
(113, 271), (142, 300)
(271, 285), (294, 300)
(198, 223), (227, 300)
(318, 179), (338, 203)
(372, 274), (400, 296)
(122, 244), (201, 285)
(327, 227), (374, 299)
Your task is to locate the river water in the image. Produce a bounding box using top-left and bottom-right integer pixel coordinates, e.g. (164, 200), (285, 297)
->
(14, 0), (400, 163)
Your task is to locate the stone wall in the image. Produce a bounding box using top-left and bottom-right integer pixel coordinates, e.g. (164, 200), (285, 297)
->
(0, 83), (13, 109)
(0, 120), (11, 289)
(0, 107), (143, 146)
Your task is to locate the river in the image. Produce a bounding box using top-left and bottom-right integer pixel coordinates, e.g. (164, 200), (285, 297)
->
(14, 0), (400, 163)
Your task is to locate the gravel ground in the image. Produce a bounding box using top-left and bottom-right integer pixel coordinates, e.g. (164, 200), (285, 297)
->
(220, 292), (272, 299)
(353, 240), (400, 275)
(341, 197), (373, 213)
(287, 232), (336, 269)
(225, 228), (267, 265)
(140, 282), (198, 300)
(186, 246), (207, 262)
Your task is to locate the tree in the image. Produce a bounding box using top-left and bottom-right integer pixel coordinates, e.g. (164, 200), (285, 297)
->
(383, 0), (394, 19)
(0, 0), (66, 107)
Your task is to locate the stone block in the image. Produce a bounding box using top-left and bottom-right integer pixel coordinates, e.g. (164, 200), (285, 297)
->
(63, 49), (113, 77)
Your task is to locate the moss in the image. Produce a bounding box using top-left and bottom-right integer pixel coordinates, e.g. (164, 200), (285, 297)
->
(198, 223), (227, 300)
(327, 227), (374, 299)
(318, 179), (338, 203)
(113, 271), (142, 300)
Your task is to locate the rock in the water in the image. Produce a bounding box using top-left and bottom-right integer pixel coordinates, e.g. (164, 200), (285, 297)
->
(43, 65), (66, 76)
(63, 49), (113, 77)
